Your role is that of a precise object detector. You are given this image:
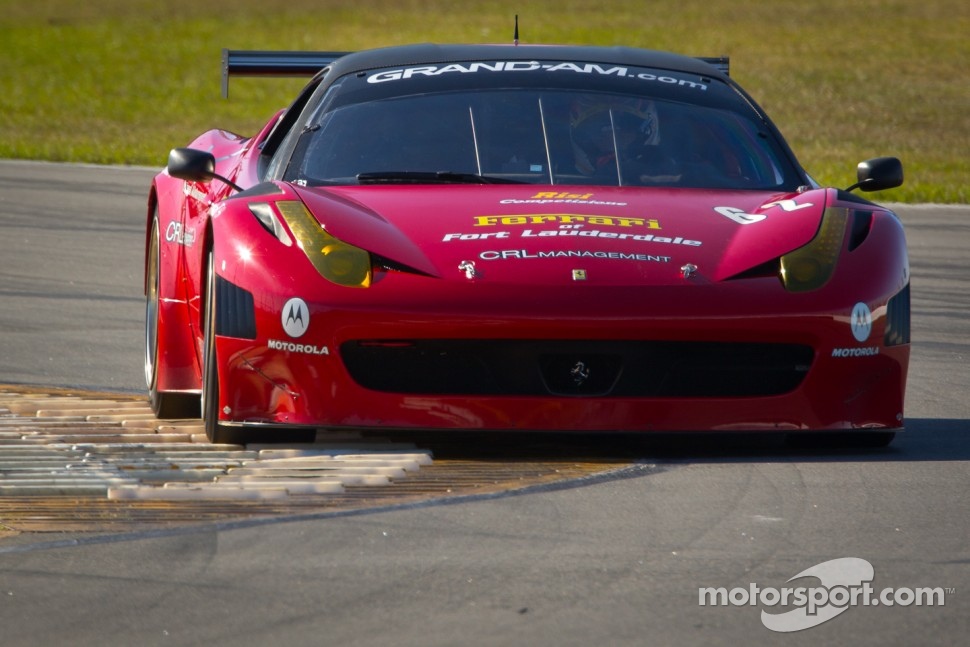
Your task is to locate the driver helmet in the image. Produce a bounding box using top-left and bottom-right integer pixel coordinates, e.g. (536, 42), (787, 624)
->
(570, 98), (659, 174)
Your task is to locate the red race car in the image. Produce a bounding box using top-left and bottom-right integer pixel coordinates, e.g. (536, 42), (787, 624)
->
(144, 43), (909, 446)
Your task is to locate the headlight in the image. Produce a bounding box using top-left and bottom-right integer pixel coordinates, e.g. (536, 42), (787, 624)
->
(249, 202), (292, 246)
(779, 207), (848, 292)
(275, 201), (372, 288)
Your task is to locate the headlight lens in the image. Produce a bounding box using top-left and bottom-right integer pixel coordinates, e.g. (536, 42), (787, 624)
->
(779, 207), (848, 292)
(275, 201), (372, 288)
(249, 202), (292, 246)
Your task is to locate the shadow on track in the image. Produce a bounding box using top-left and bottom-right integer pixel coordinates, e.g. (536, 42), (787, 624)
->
(369, 417), (970, 464)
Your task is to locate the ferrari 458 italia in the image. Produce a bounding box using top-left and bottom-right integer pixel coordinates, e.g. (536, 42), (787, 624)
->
(144, 43), (909, 445)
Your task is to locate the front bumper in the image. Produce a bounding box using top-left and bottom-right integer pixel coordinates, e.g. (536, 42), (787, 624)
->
(211, 280), (909, 433)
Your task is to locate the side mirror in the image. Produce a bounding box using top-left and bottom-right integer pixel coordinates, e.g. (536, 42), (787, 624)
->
(167, 147), (217, 183)
(846, 157), (903, 193)
(166, 147), (243, 192)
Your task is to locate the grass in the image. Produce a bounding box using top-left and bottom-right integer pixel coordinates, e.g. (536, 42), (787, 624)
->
(0, 0), (966, 202)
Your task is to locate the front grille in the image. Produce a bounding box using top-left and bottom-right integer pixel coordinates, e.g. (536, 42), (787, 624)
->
(340, 340), (813, 398)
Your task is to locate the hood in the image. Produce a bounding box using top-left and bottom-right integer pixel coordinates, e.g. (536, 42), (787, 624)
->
(292, 184), (829, 286)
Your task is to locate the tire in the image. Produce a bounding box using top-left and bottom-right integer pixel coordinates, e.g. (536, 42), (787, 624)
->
(146, 211), (200, 419)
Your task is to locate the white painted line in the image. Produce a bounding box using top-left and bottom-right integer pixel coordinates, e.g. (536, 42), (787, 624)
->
(245, 458), (422, 471)
(336, 452), (434, 466)
(85, 414), (159, 422)
(256, 448), (433, 465)
(0, 485), (111, 496)
(214, 477), (344, 494)
(108, 486), (290, 501)
(120, 419), (178, 429)
(106, 469), (226, 482)
(0, 477), (135, 486)
(227, 466), (406, 478)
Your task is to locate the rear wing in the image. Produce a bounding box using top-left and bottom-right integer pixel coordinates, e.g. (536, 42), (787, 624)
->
(222, 49), (730, 98)
(222, 49), (349, 97)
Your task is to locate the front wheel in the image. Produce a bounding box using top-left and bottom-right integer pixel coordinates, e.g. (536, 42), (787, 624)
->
(146, 211), (200, 419)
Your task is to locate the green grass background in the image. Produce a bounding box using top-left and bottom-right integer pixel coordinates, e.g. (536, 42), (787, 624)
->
(1, 0), (966, 202)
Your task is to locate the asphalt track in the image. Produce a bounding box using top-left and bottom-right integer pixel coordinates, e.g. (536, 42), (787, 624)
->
(0, 160), (968, 646)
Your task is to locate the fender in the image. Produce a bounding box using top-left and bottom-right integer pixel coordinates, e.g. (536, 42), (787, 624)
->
(147, 181), (203, 392)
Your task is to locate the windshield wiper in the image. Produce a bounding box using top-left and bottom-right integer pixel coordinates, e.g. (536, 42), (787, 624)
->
(356, 171), (526, 185)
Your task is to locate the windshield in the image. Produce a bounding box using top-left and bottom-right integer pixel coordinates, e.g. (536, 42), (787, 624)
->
(284, 88), (794, 189)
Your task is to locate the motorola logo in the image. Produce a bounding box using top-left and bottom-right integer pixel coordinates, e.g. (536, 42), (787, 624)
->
(282, 297), (310, 338)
